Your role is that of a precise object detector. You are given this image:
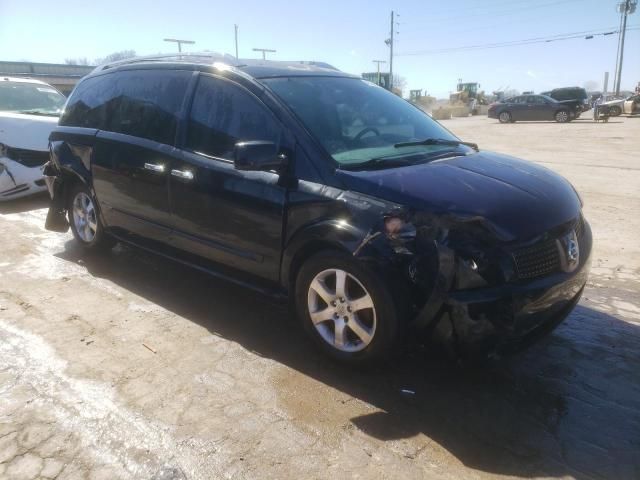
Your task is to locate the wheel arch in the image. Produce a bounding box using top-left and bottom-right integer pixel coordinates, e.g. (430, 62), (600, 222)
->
(281, 220), (365, 293)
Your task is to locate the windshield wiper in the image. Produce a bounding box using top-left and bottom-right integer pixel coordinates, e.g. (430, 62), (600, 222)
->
(394, 138), (479, 152)
(339, 157), (414, 171)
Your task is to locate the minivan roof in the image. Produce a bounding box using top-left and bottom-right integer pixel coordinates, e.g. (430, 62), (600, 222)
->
(92, 52), (358, 80)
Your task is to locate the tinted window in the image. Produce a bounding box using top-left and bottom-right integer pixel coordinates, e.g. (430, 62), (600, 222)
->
(186, 75), (280, 160)
(61, 70), (190, 145)
(60, 75), (113, 128)
(528, 96), (546, 104)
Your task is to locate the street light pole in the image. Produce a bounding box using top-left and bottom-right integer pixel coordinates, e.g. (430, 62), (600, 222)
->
(163, 38), (195, 53)
(234, 25), (239, 59)
(252, 48), (276, 60)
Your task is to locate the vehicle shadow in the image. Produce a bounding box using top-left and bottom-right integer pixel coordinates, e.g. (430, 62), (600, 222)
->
(0, 192), (50, 214)
(55, 241), (640, 480)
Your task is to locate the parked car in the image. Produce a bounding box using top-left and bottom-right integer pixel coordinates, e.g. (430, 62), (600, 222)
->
(599, 95), (626, 116)
(44, 54), (592, 365)
(623, 94), (640, 115)
(0, 77), (66, 201)
(541, 86), (590, 115)
(488, 95), (576, 123)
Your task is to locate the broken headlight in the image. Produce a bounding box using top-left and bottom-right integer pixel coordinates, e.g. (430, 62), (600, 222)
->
(455, 256), (489, 290)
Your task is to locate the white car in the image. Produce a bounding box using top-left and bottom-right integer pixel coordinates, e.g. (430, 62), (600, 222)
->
(0, 77), (66, 201)
(600, 95), (626, 116)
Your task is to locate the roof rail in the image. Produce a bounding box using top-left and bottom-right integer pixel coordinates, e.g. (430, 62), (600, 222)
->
(91, 52), (240, 74)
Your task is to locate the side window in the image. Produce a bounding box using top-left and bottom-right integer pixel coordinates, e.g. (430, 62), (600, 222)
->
(60, 70), (190, 145)
(185, 75), (280, 160)
(106, 70), (190, 145)
(60, 75), (113, 129)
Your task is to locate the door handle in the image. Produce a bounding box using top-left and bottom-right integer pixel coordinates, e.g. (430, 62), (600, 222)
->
(144, 163), (166, 173)
(170, 169), (194, 181)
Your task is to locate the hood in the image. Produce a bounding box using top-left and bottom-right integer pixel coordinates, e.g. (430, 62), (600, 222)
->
(0, 111), (59, 151)
(336, 151), (581, 241)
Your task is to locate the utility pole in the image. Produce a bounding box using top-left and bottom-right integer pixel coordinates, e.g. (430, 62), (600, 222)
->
(372, 59), (387, 86)
(234, 25), (239, 59)
(614, 0), (637, 95)
(163, 38), (195, 53)
(389, 11), (395, 91)
(252, 48), (276, 60)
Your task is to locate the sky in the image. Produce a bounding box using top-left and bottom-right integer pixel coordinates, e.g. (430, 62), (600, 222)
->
(1, 0), (638, 98)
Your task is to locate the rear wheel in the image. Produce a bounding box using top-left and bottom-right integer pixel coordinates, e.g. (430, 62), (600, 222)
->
(498, 111), (512, 123)
(295, 251), (401, 366)
(555, 110), (570, 123)
(68, 183), (115, 251)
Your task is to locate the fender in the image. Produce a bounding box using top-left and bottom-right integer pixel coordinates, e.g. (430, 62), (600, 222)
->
(281, 218), (367, 290)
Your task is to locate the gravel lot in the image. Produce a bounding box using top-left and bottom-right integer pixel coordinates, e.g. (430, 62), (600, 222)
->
(1, 115), (638, 480)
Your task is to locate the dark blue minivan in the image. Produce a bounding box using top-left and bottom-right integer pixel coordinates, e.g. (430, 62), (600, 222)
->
(44, 54), (591, 365)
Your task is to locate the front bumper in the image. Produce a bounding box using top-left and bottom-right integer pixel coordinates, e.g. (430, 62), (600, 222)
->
(427, 218), (592, 357)
(0, 157), (47, 201)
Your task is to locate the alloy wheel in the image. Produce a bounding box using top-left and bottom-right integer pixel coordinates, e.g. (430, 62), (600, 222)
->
(72, 192), (97, 243)
(307, 268), (377, 352)
(499, 112), (511, 123)
(556, 111), (569, 122)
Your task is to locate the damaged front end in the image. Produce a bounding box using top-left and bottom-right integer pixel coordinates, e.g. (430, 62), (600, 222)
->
(350, 205), (592, 359)
(0, 143), (49, 200)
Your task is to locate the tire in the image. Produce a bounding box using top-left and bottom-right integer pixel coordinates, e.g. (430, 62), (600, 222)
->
(294, 250), (402, 366)
(609, 105), (622, 116)
(555, 110), (570, 123)
(67, 183), (115, 251)
(498, 111), (512, 124)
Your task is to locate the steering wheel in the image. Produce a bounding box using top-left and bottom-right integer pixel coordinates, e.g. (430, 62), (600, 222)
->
(354, 127), (381, 142)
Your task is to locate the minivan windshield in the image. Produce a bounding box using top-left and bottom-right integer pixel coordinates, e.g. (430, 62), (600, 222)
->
(0, 81), (66, 115)
(264, 76), (470, 168)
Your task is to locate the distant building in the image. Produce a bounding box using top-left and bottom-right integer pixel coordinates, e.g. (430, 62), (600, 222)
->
(0, 61), (94, 95)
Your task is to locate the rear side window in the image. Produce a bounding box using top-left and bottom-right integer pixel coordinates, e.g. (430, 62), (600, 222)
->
(61, 70), (190, 145)
(185, 75), (280, 160)
(60, 75), (113, 128)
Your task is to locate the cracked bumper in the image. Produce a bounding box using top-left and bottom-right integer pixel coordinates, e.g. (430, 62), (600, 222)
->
(0, 157), (47, 201)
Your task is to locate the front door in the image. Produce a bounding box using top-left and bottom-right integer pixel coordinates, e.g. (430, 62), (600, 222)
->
(168, 74), (288, 282)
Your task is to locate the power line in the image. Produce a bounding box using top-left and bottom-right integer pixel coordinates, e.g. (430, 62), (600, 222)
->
(396, 26), (639, 56)
(400, 0), (584, 30)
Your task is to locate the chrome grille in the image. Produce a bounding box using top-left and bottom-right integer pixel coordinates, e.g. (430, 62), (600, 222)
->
(512, 238), (561, 280)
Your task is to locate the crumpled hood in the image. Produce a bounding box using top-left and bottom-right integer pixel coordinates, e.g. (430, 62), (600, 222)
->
(336, 151), (581, 241)
(0, 112), (59, 151)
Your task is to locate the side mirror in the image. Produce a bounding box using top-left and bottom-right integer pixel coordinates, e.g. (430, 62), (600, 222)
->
(234, 141), (287, 172)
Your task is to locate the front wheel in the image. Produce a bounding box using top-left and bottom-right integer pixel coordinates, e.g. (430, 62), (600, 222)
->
(609, 105), (622, 116)
(68, 184), (115, 251)
(295, 251), (401, 366)
(498, 111), (512, 123)
(555, 110), (570, 123)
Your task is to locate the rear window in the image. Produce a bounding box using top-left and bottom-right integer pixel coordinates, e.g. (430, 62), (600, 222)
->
(61, 69), (191, 145)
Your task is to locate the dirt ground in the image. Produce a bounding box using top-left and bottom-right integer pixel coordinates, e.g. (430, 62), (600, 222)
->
(1, 115), (639, 480)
